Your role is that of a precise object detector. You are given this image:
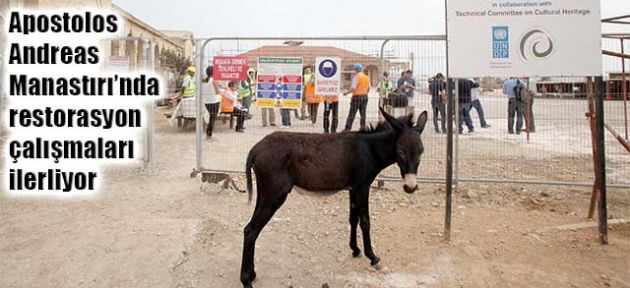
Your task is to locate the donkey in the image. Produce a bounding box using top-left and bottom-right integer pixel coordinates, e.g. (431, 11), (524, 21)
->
(240, 108), (428, 288)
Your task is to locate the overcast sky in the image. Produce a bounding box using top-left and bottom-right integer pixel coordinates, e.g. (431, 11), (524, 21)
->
(114, 0), (630, 37)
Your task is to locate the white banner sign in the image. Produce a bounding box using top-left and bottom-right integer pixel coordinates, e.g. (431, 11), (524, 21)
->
(315, 57), (341, 96)
(107, 55), (130, 72)
(447, 0), (602, 77)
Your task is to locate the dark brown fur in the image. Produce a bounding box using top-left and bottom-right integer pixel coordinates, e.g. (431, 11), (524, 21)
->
(240, 109), (427, 288)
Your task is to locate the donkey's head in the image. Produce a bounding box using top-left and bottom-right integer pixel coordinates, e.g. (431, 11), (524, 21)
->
(380, 108), (428, 194)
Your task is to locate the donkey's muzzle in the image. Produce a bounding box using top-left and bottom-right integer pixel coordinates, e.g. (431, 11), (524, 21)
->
(403, 174), (418, 194)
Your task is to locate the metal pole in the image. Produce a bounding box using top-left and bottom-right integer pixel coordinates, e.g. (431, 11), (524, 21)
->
(0, 13), (5, 118)
(146, 40), (156, 165)
(0, 47), (4, 116)
(445, 78), (454, 241)
(604, 122), (630, 153)
(379, 40), (390, 78)
(375, 40), (390, 189)
(595, 76), (608, 245)
(379, 39), (391, 118)
(621, 39), (628, 140)
(587, 77), (600, 219)
(444, 0), (453, 241)
(454, 79), (460, 189)
(454, 177), (630, 189)
(195, 39), (205, 172)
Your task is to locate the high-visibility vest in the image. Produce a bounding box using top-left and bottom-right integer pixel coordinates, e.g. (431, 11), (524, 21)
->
(324, 95), (339, 103)
(304, 81), (322, 104)
(237, 80), (252, 99)
(353, 72), (370, 96)
(380, 79), (393, 93)
(249, 75), (256, 95)
(182, 75), (196, 98)
(303, 73), (313, 95)
(221, 92), (235, 113)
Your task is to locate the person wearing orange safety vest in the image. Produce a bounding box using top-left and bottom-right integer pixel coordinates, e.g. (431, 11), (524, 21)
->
(299, 67), (314, 120)
(304, 73), (323, 124)
(221, 81), (247, 133)
(343, 63), (371, 131)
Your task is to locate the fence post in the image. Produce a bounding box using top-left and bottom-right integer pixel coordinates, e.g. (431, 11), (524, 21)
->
(0, 13), (5, 122)
(140, 38), (155, 165)
(379, 40), (390, 80)
(444, 78), (455, 241)
(195, 39), (205, 174)
(0, 47), (4, 118)
(621, 38), (628, 140)
(454, 79), (460, 189)
(587, 77), (600, 219)
(379, 39), (390, 118)
(595, 76), (608, 245)
(145, 40), (155, 165)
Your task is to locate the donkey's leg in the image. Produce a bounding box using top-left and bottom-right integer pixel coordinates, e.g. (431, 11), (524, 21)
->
(357, 186), (381, 267)
(349, 191), (361, 257)
(240, 186), (290, 288)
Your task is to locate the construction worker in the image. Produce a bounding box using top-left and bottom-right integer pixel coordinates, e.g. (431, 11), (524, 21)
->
(255, 68), (277, 127)
(304, 73), (322, 124)
(343, 64), (370, 131)
(237, 69), (254, 119)
(300, 67), (314, 120)
(323, 93), (339, 133)
(377, 72), (394, 107)
(174, 65), (197, 128)
(221, 81), (247, 133)
(182, 66), (196, 98)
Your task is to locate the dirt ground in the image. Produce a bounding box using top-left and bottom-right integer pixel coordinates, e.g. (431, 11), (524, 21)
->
(1, 101), (630, 288)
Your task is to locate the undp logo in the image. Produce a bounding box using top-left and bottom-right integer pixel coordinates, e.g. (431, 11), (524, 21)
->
(492, 26), (509, 59)
(318, 60), (338, 78)
(493, 28), (508, 41)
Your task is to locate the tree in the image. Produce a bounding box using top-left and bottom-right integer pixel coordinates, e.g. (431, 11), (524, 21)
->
(159, 49), (191, 74)
(159, 50), (192, 93)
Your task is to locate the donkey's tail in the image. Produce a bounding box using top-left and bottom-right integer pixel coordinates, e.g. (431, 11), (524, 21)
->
(245, 150), (255, 205)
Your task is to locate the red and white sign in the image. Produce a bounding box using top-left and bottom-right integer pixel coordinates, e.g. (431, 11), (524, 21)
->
(213, 56), (248, 81)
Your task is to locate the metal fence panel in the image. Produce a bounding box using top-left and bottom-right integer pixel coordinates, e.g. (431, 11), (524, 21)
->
(194, 35), (630, 188)
(196, 37), (448, 182)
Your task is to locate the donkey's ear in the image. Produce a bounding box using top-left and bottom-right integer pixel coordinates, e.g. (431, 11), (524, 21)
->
(414, 111), (428, 133)
(380, 107), (404, 132)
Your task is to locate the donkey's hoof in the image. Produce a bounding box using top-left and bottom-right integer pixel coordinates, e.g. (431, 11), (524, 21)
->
(352, 249), (362, 258)
(370, 257), (382, 268)
(372, 262), (383, 271)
